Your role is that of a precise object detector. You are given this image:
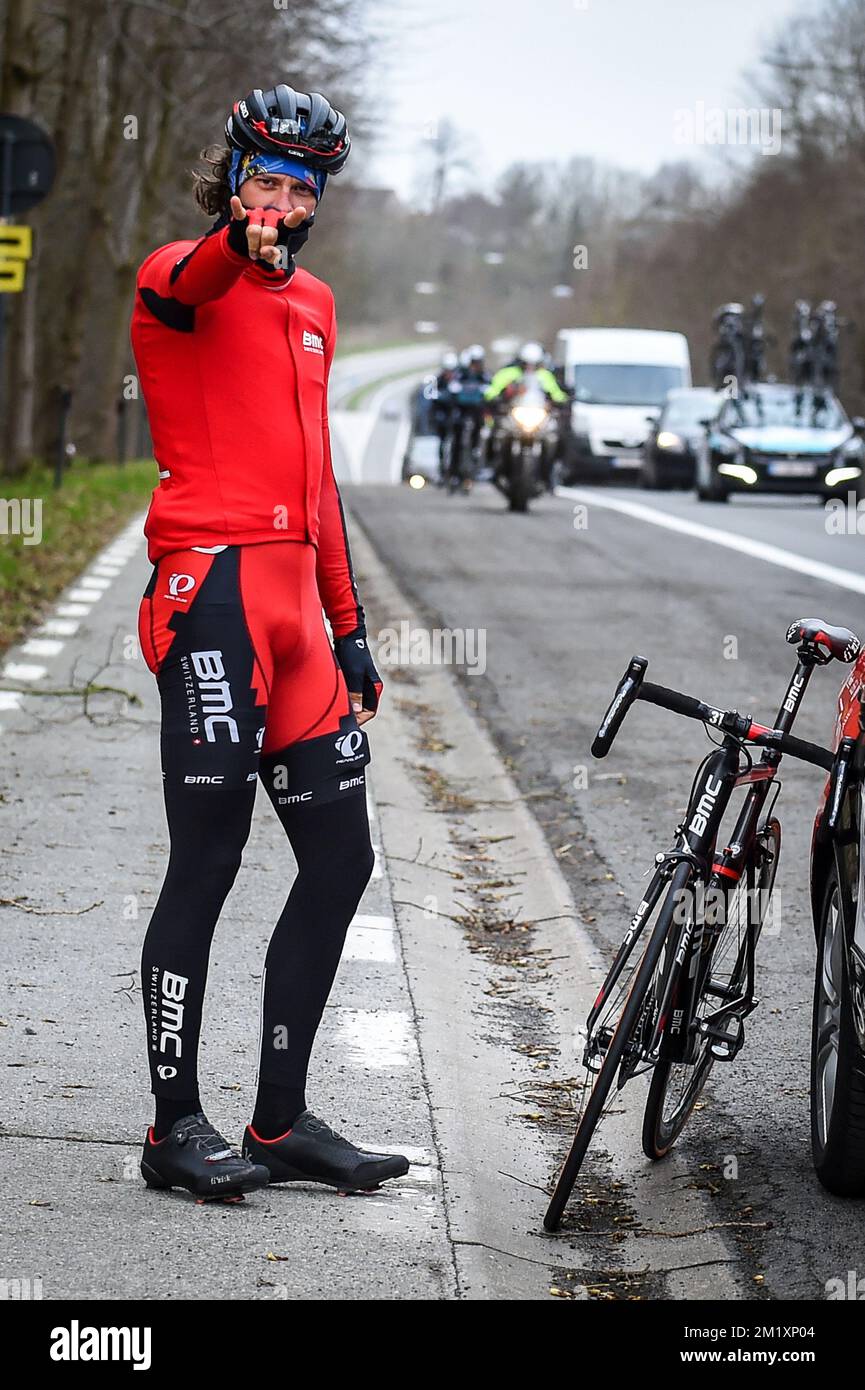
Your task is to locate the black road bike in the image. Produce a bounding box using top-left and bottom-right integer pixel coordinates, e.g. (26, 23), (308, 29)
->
(544, 618), (861, 1232)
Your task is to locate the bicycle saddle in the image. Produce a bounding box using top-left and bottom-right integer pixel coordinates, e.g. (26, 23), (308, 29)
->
(786, 618), (861, 664)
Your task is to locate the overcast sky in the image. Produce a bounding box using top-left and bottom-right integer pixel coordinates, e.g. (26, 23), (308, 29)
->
(362, 0), (819, 200)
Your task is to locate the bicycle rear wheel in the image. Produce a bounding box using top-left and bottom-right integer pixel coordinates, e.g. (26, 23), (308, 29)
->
(641, 818), (780, 1159)
(544, 860), (693, 1232)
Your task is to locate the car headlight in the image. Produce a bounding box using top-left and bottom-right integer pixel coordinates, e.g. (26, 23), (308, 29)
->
(718, 462), (757, 485)
(656, 431), (684, 451)
(512, 405), (549, 432)
(825, 465), (862, 487)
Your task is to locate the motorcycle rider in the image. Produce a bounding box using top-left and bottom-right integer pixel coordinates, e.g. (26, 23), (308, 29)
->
(485, 342), (568, 489)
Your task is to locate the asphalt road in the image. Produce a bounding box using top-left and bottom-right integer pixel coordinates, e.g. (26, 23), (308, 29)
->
(343, 455), (865, 1300)
(4, 338), (864, 1303)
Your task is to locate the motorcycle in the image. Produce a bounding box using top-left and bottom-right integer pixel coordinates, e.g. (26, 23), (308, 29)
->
(491, 376), (559, 513)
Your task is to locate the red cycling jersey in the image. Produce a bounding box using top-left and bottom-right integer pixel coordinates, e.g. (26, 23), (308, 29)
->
(130, 220), (362, 638)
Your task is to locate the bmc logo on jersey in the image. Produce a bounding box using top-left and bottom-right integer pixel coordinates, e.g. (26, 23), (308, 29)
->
(302, 329), (324, 355)
(166, 572), (196, 601)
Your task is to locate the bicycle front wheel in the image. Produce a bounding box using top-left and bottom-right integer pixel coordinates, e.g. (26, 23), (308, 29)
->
(544, 860), (694, 1233)
(641, 818), (780, 1159)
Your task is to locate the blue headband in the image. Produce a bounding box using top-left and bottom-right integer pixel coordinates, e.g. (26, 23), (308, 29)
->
(229, 149), (326, 200)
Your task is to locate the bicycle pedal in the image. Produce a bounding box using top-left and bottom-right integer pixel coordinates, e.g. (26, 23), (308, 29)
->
(703, 1015), (745, 1061)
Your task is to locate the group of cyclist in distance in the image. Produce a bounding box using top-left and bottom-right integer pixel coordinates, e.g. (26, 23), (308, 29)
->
(425, 340), (570, 493)
(710, 295), (851, 424)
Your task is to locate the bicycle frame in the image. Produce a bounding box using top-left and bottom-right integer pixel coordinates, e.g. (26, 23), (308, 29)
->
(588, 652), (829, 1077)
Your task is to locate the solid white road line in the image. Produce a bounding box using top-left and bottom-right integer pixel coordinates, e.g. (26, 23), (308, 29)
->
(329, 409), (378, 484)
(559, 487), (865, 597)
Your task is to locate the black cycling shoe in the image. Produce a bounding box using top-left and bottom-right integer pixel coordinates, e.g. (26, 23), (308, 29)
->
(141, 1112), (270, 1203)
(242, 1110), (410, 1193)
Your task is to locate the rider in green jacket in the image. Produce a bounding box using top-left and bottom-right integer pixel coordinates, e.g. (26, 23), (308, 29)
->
(485, 341), (569, 405)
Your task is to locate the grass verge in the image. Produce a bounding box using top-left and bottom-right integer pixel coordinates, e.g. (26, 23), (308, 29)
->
(0, 458), (154, 657)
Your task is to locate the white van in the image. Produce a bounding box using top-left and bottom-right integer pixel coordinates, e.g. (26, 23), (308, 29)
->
(554, 328), (692, 480)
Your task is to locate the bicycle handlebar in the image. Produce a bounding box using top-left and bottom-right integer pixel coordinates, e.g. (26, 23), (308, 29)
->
(591, 656), (648, 758)
(592, 657), (835, 772)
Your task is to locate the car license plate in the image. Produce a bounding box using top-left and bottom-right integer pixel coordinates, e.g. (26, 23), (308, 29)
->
(767, 460), (817, 478)
(610, 455), (639, 469)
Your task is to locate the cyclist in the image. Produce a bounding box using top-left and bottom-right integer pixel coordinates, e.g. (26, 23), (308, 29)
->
(485, 342), (569, 489)
(431, 350), (460, 478)
(130, 82), (410, 1202)
(442, 345), (489, 488)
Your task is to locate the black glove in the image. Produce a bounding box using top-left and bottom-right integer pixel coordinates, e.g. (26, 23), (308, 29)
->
(333, 628), (383, 714)
(226, 206), (314, 260)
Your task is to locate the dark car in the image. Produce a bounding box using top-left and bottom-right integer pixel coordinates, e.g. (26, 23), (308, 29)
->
(695, 383), (865, 502)
(642, 387), (723, 489)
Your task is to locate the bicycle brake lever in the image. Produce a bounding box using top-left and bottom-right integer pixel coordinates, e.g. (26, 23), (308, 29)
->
(826, 737), (857, 833)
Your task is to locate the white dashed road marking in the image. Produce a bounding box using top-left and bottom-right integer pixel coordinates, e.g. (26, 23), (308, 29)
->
(343, 925), (396, 963)
(21, 638), (65, 658)
(333, 1008), (417, 1068)
(2, 662), (47, 682)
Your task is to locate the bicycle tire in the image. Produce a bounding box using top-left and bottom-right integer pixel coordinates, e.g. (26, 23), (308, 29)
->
(544, 860), (693, 1232)
(642, 818), (780, 1159)
(811, 867), (865, 1195)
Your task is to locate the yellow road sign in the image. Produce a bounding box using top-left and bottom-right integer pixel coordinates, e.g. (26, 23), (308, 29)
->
(0, 259), (26, 292)
(0, 225), (33, 259)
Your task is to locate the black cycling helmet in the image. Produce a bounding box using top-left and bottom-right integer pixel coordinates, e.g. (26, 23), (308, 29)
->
(225, 84), (351, 174)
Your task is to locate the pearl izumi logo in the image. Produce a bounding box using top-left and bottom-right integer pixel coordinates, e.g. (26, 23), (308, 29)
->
(50, 1322), (151, 1370)
(302, 329), (324, 354)
(335, 729), (363, 760)
(191, 650), (239, 744)
(166, 572), (195, 601)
